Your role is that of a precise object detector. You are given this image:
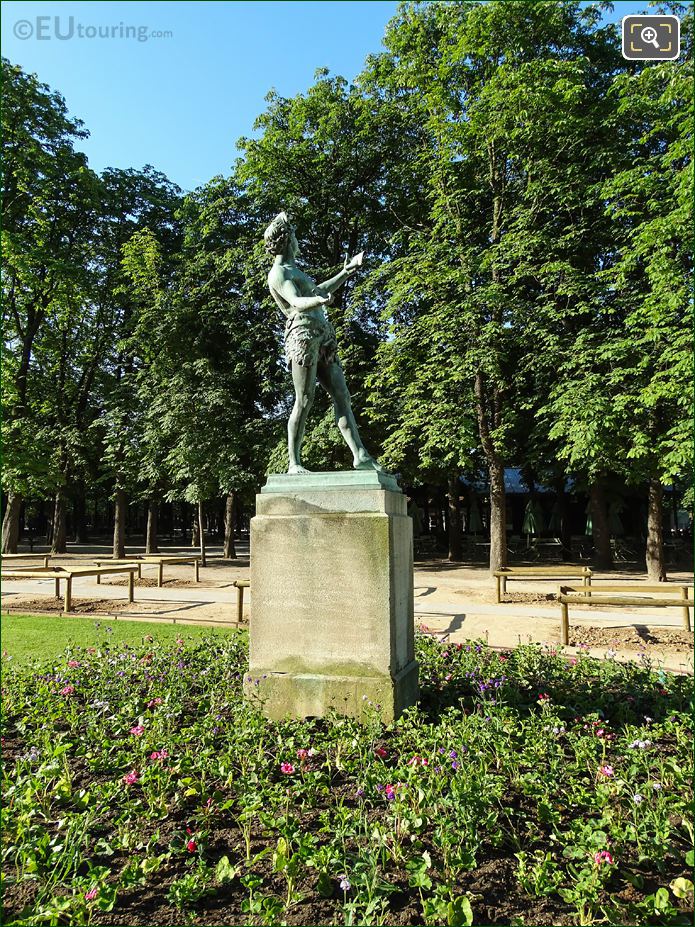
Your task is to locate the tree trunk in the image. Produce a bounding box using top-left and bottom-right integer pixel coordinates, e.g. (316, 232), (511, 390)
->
(488, 459), (507, 573)
(73, 491), (88, 543)
(474, 371), (507, 574)
(223, 493), (237, 559)
(554, 480), (573, 562)
(192, 509), (199, 547)
(198, 499), (207, 567)
(2, 490), (22, 553)
(52, 489), (67, 555)
(645, 478), (666, 582)
(589, 481), (612, 570)
(113, 488), (126, 559)
(146, 499), (159, 554)
(447, 474), (462, 561)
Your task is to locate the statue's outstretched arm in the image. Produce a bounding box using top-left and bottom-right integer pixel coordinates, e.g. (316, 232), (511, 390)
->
(317, 253), (363, 296)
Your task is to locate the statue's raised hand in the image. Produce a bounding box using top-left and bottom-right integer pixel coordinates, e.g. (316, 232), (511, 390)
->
(343, 251), (364, 273)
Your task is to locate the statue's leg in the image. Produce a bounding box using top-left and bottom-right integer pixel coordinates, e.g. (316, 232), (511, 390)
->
(317, 360), (382, 471)
(288, 358), (317, 474)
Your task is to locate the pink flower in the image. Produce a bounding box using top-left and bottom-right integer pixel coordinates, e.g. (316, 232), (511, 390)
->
(84, 887), (98, 902)
(280, 762), (295, 775)
(374, 746), (388, 759)
(147, 697), (162, 708)
(407, 755), (429, 767)
(149, 750), (169, 762)
(122, 770), (139, 786)
(597, 765), (614, 778)
(296, 748), (309, 759)
(130, 724), (145, 736)
(67, 660), (80, 668)
(59, 685), (75, 696)
(537, 693), (550, 703)
(594, 851), (614, 866)
(186, 839), (197, 853)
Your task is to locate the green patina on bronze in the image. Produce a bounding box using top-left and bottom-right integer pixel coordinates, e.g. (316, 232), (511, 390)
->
(263, 212), (385, 477)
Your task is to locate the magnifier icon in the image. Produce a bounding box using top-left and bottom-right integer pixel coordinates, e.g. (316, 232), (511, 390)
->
(640, 26), (660, 49)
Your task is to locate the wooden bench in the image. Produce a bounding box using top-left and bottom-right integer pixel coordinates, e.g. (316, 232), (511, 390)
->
(1, 565), (139, 613)
(493, 566), (592, 603)
(92, 555), (201, 587)
(232, 580), (249, 623)
(2, 552), (51, 568)
(558, 583), (694, 645)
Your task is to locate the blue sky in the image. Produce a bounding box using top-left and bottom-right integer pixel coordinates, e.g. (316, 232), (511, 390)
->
(2, 1), (649, 192)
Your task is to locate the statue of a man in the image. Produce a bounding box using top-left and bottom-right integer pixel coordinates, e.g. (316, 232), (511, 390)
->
(264, 212), (383, 475)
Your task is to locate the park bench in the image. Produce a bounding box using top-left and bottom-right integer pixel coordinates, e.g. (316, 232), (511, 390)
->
(91, 555), (201, 586)
(1, 564), (139, 613)
(557, 583), (694, 645)
(1, 552), (51, 568)
(493, 565), (592, 603)
(232, 579), (249, 624)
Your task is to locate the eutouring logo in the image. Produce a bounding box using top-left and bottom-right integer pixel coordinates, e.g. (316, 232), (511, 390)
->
(13, 17), (173, 42)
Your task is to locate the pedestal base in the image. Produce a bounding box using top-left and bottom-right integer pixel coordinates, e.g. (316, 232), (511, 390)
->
(244, 660), (419, 722)
(245, 470), (418, 722)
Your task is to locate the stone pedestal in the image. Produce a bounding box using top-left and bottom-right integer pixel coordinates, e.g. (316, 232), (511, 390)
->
(244, 470), (418, 722)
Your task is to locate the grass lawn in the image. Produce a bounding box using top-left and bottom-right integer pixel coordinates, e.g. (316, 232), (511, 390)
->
(1, 613), (237, 664)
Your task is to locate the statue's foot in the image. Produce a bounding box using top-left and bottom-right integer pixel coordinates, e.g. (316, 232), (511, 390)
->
(288, 463), (312, 475)
(353, 449), (384, 473)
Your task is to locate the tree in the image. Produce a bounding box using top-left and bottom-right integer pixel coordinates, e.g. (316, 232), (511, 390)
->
(123, 179), (283, 562)
(362, 1), (625, 572)
(542, 5), (692, 576)
(96, 167), (183, 558)
(602, 6), (693, 579)
(1, 58), (100, 551)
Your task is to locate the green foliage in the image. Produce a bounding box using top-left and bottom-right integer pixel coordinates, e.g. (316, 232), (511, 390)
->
(2, 634), (692, 924)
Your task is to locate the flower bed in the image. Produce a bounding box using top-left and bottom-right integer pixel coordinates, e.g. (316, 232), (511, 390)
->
(2, 631), (692, 925)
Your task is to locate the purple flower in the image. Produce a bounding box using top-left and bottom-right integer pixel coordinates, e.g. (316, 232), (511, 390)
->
(339, 876), (351, 892)
(451, 760), (459, 770)
(449, 750), (458, 759)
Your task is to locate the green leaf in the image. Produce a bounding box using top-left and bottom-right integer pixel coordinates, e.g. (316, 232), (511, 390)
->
(215, 855), (238, 884)
(448, 895), (474, 926)
(670, 878), (694, 899)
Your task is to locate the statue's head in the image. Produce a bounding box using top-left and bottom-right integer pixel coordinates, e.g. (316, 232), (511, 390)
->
(264, 211), (296, 257)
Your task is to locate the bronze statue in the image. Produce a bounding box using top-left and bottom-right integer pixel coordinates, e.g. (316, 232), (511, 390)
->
(264, 212), (382, 475)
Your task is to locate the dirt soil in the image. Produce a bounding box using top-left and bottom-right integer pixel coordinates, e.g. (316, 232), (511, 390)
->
(100, 577), (203, 588)
(4, 596), (166, 615)
(570, 625), (693, 654)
